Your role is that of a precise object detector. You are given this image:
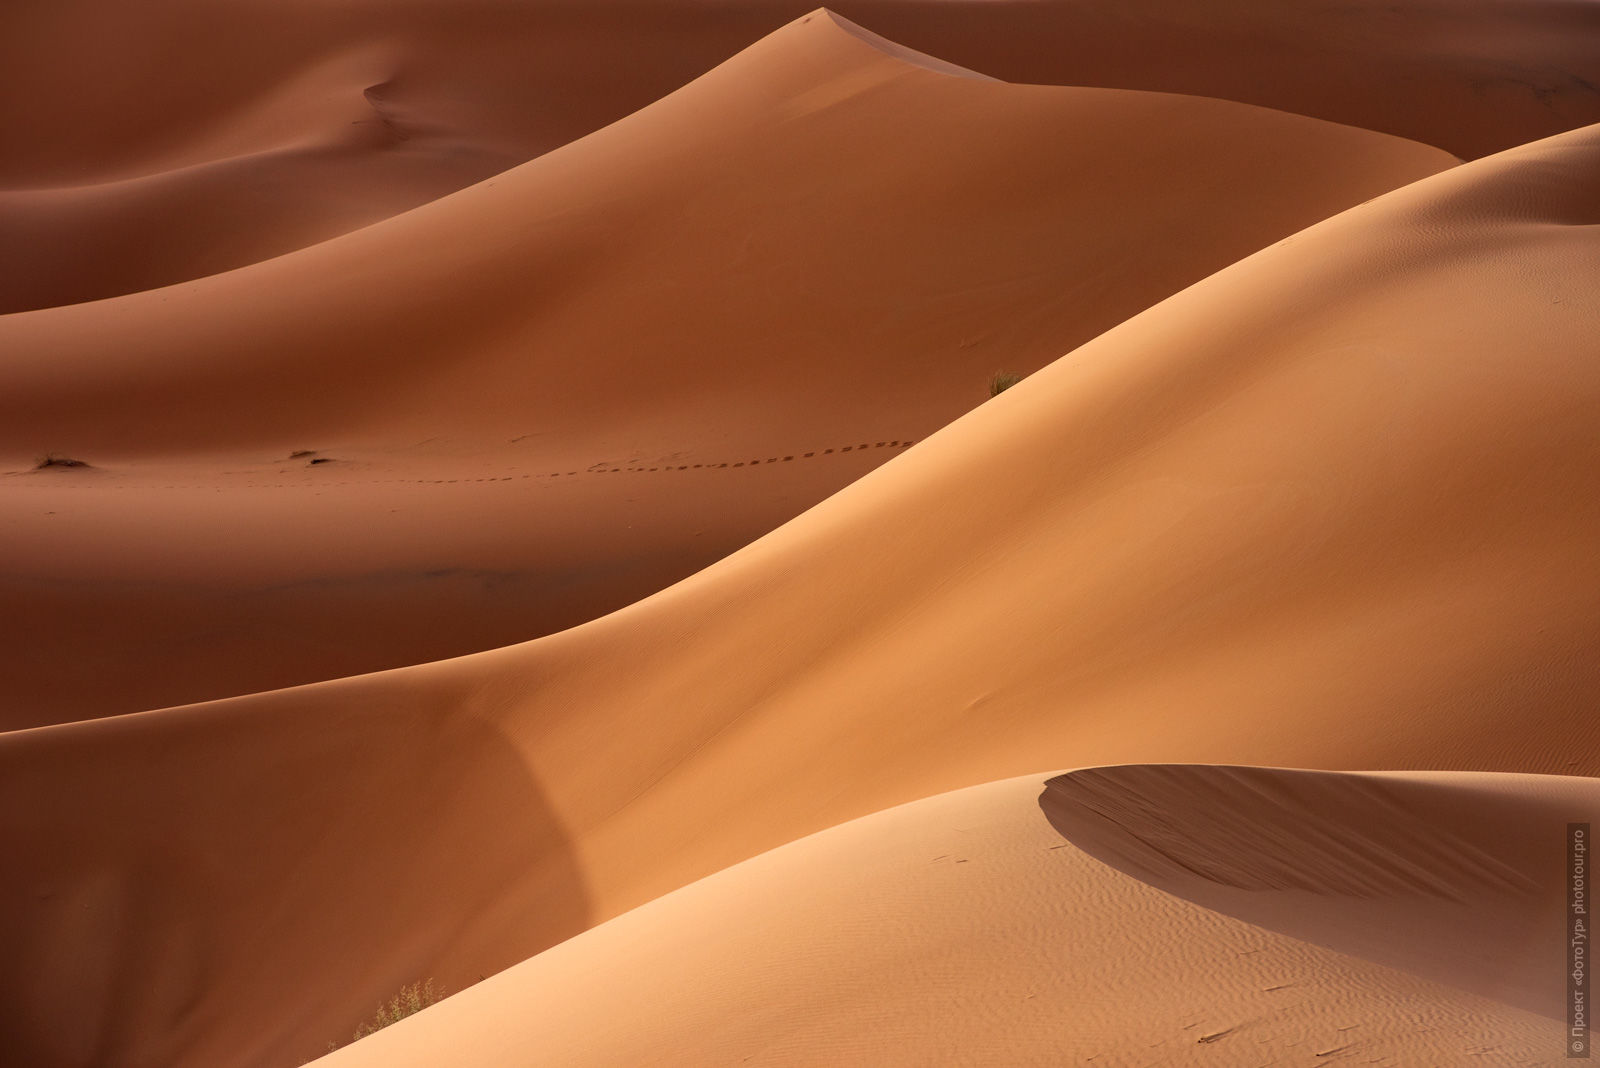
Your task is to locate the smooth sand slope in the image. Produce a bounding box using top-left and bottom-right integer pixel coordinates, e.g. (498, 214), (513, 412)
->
(4, 0), (1596, 309)
(315, 772), (1581, 1066)
(0, 12), (1455, 729)
(0, 90), (1593, 1066)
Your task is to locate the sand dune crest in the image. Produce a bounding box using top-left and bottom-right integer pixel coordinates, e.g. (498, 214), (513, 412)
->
(312, 775), (1560, 1067)
(0, 10), (1454, 728)
(2, 7), (1594, 1066)
(1043, 765), (1599, 1016)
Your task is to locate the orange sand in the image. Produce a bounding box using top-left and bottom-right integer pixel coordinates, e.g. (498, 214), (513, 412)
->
(0, 13), (1452, 729)
(1, 6), (1594, 1067)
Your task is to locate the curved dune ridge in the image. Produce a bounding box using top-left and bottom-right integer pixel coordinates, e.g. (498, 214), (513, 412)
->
(2, 5), (1596, 1068)
(1041, 765), (1600, 1017)
(0, 11), (1456, 729)
(4, 1), (1598, 310)
(311, 772), (1569, 1066)
(3, 14), (1600, 1061)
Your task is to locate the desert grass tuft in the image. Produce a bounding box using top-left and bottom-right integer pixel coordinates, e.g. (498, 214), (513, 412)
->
(35, 453), (90, 469)
(352, 979), (443, 1042)
(988, 370), (1023, 397)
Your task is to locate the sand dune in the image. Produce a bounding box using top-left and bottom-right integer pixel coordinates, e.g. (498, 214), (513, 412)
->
(407, 115), (1600, 930)
(314, 772), (1571, 1066)
(4, 7), (1594, 1067)
(0, 12), (1453, 729)
(0, 679), (591, 1068)
(0, 34), (1593, 1062)
(5, 1), (1597, 309)
(1043, 764), (1598, 1017)
(0, 32), (523, 314)
(0, 120), (521, 316)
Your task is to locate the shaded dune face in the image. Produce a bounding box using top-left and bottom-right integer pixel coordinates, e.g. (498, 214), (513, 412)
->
(1045, 766), (1539, 899)
(0, 672), (589, 1068)
(0, 12), (1455, 730)
(1041, 765), (1599, 1016)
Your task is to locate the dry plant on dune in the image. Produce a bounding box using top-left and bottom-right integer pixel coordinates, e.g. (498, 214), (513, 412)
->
(351, 980), (442, 1042)
(988, 371), (1023, 397)
(35, 453), (90, 469)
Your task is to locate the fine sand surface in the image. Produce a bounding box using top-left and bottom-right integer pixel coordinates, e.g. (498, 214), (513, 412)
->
(1041, 765), (1598, 1019)
(0, 12), (1455, 729)
(314, 772), (1578, 1067)
(0, 26), (1595, 1062)
(4, 7), (1595, 1068)
(5, 1), (1597, 309)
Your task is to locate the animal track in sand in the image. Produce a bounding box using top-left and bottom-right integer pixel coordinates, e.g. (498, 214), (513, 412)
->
(33, 439), (920, 490)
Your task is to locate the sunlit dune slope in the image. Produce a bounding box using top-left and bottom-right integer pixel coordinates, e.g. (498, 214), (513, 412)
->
(4, 0), (1596, 310)
(0, 11), (1453, 729)
(314, 772), (1577, 1067)
(0, 95), (1592, 1065)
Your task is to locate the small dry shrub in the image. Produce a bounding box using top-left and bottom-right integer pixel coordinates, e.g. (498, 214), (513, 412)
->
(352, 979), (443, 1042)
(988, 371), (1023, 397)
